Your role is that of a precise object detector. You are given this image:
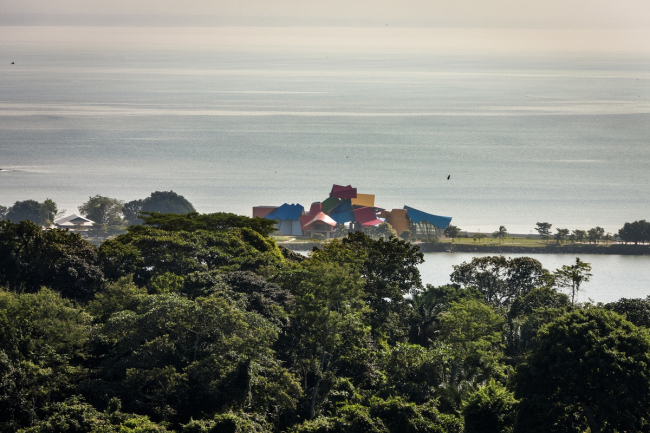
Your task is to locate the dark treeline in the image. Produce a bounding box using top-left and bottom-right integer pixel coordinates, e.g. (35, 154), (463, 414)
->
(1, 210), (650, 433)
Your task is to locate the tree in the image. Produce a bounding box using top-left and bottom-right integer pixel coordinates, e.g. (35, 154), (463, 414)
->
(462, 379), (517, 433)
(472, 232), (487, 243)
(492, 226), (508, 243)
(587, 226), (605, 244)
(281, 262), (369, 418)
(99, 226), (285, 285)
(618, 220), (650, 245)
(443, 225), (461, 242)
(553, 228), (569, 244)
(122, 199), (144, 225)
(139, 211), (277, 237)
(450, 256), (548, 307)
(534, 222), (552, 243)
(363, 222), (397, 240)
(552, 257), (592, 305)
(400, 229), (412, 242)
(514, 308), (650, 433)
(78, 195), (124, 226)
(437, 300), (506, 392)
(0, 289), (90, 431)
(5, 198), (58, 226)
(573, 229), (587, 243)
(0, 220), (104, 301)
(142, 191), (195, 214)
(123, 191), (195, 225)
(604, 296), (650, 328)
(0, 204), (8, 220)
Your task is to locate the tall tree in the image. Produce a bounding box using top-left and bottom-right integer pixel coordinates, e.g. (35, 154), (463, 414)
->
(282, 262), (369, 418)
(492, 226), (508, 243)
(587, 226), (605, 244)
(0, 204), (8, 220)
(78, 195), (124, 226)
(0, 220), (104, 301)
(514, 308), (650, 433)
(552, 257), (592, 305)
(450, 256), (548, 308)
(534, 222), (552, 243)
(553, 228), (569, 244)
(443, 225), (461, 242)
(618, 220), (650, 245)
(5, 199), (58, 226)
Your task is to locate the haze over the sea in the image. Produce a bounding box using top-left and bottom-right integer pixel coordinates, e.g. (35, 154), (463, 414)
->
(1, 0), (649, 234)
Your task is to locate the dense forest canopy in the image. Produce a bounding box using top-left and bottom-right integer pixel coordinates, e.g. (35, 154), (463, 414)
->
(1, 209), (649, 433)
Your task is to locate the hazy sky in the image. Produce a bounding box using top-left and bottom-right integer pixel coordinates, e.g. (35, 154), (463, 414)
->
(2, 0), (650, 29)
(1, 1), (650, 54)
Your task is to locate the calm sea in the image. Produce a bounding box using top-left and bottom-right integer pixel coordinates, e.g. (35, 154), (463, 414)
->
(1, 27), (649, 236)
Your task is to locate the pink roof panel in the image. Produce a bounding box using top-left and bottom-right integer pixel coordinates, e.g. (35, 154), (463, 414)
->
(304, 212), (337, 228)
(353, 207), (383, 226)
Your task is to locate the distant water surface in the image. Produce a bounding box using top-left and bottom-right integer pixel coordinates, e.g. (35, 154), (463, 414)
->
(1, 27), (649, 234)
(418, 252), (650, 304)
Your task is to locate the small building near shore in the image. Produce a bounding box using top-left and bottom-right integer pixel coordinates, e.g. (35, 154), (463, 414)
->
(53, 214), (95, 232)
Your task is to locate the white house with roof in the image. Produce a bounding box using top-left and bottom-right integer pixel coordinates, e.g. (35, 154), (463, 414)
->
(53, 214), (95, 231)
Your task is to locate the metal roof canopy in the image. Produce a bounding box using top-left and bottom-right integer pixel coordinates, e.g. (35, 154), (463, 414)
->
(265, 203), (304, 221)
(404, 205), (452, 229)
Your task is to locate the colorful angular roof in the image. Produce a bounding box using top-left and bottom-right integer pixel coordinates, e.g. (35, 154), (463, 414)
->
(353, 207), (383, 227)
(265, 203), (304, 221)
(331, 184), (357, 199)
(330, 199), (356, 224)
(321, 196), (342, 213)
(303, 212), (337, 228)
(404, 206), (452, 229)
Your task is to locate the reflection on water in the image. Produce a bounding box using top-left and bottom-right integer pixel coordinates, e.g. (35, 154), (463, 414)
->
(419, 252), (650, 304)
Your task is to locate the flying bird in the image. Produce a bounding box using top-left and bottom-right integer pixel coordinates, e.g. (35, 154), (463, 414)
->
(447, 175), (450, 180)
(11, 62), (14, 64)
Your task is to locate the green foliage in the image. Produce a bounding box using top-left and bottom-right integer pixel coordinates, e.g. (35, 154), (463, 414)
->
(289, 397), (463, 433)
(78, 195), (125, 236)
(400, 229), (412, 242)
(437, 300), (506, 389)
(5, 199), (58, 226)
(553, 228), (569, 244)
(100, 226), (285, 285)
(0, 289), (90, 431)
(407, 284), (481, 347)
(492, 226), (508, 242)
(380, 343), (450, 403)
(281, 262), (369, 418)
(362, 222), (397, 240)
(534, 222), (551, 242)
(618, 219), (650, 244)
(443, 225), (461, 241)
(587, 226), (605, 244)
(0, 220), (104, 301)
(17, 396), (170, 433)
(514, 308), (650, 433)
(0, 204), (9, 220)
(123, 191), (195, 226)
(87, 292), (299, 424)
(551, 257), (592, 305)
(450, 256), (548, 308)
(462, 380), (516, 433)
(138, 212), (277, 237)
(604, 296), (650, 328)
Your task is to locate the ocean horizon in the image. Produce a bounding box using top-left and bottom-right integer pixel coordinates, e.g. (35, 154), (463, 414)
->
(1, 26), (649, 234)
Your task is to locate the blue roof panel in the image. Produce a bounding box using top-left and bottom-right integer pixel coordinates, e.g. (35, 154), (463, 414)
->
(404, 206), (452, 229)
(265, 203), (304, 221)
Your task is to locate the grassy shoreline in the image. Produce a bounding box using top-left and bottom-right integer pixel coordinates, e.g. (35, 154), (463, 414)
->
(276, 236), (650, 255)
